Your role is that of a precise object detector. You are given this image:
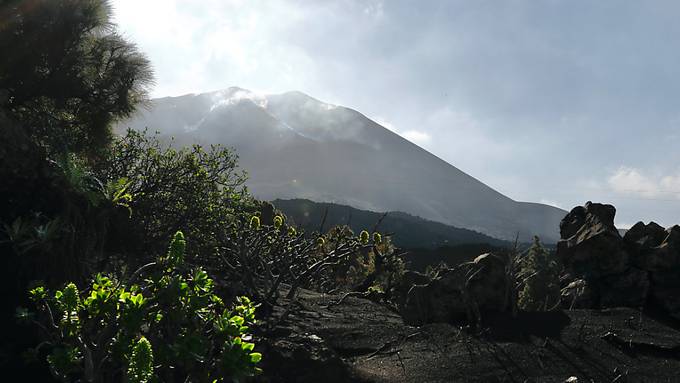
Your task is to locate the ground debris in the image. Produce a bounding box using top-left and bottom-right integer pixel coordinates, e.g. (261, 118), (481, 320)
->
(259, 288), (680, 382)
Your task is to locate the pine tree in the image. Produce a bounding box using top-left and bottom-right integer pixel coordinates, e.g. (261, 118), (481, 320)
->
(0, 0), (153, 157)
(518, 236), (562, 311)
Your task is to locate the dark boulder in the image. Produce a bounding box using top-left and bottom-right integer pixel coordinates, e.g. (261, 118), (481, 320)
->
(644, 226), (680, 319)
(557, 202), (650, 309)
(557, 202), (629, 278)
(560, 202), (616, 239)
(643, 226), (680, 271)
(649, 272), (680, 320)
(559, 205), (588, 239)
(624, 221), (667, 268)
(624, 221), (667, 250)
(558, 202), (680, 318)
(402, 253), (512, 325)
(258, 333), (350, 383)
(599, 267), (649, 308)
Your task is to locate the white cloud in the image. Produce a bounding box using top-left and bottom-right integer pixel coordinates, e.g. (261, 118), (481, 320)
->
(608, 167), (680, 199)
(111, 0), (318, 97)
(210, 88), (267, 111)
(661, 173), (680, 191)
(109, 0), (680, 227)
(362, 0), (384, 19)
(400, 130), (432, 145)
(374, 117), (397, 132)
(373, 117), (431, 145)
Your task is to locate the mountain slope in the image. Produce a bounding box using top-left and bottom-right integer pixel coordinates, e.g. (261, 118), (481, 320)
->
(272, 198), (508, 249)
(116, 87), (566, 242)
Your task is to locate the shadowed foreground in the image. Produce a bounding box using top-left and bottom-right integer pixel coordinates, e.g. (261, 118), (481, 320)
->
(258, 289), (680, 383)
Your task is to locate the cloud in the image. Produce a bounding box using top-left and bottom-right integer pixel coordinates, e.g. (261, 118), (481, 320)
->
(374, 117), (397, 132)
(608, 167), (680, 199)
(661, 173), (680, 192)
(400, 130), (432, 145)
(110, 0), (680, 226)
(373, 117), (431, 146)
(210, 88), (268, 111)
(112, 0), (319, 97)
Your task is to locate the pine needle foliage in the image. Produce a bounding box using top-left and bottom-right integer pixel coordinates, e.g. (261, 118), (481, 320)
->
(0, 0), (153, 157)
(518, 236), (562, 311)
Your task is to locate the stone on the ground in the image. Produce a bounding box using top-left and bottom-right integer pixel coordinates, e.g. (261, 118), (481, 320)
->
(402, 253), (512, 325)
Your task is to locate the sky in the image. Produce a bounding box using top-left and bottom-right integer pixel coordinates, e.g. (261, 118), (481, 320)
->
(112, 0), (680, 228)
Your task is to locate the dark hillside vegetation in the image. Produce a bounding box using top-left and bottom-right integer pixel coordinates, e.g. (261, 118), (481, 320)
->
(273, 199), (517, 272)
(273, 198), (508, 250)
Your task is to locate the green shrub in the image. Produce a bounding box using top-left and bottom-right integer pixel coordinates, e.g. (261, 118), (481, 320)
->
(310, 226), (405, 299)
(517, 236), (561, 311)
(21, 232), (262, 382)
(372, 236), (406, 300)
(214, 217), (391, 317)
(93, 129), (253, 265)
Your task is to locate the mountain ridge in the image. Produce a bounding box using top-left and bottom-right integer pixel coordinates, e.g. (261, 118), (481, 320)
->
(116, 87), (567, 242)
(273, 198), (508, 249)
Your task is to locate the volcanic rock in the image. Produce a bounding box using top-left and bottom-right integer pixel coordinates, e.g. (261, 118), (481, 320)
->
(599, 267), (649, 307)
(557, 202), (629, 278)
(402, 253), (511, 325)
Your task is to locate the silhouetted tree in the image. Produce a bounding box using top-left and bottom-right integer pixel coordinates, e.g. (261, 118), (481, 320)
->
(518, 236), (561, 311)
(0, 3), (152, 378)
(0, 0), (153, 157)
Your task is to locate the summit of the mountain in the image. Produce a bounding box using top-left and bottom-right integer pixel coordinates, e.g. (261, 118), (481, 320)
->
(117, 87), (566, 242)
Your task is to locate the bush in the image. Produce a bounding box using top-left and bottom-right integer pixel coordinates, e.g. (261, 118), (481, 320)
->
(20, 232), (262, 382)
(316, 226), (374, 291)
(213, 217), (374, 314)
(517, 236), (561, 311)
(93, 129), (252, 265)
(0, 149), (132, 289)
(209, 213), (408, 318)
(308, 225), (405, 301)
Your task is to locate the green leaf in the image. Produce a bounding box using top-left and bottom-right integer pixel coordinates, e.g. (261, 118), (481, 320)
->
(231, 316), (244, 326)
(29, 286), (47, 301)
(249, 352), (262, 363)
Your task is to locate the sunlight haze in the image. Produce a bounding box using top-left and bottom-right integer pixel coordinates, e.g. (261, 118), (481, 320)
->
(112, 0), (680, 228)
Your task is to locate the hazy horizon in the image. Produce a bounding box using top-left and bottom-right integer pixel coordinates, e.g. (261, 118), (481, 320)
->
(112, 0), (680, 229)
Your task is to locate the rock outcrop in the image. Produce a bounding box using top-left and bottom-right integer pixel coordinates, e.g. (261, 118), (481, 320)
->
(557, 202), (680, 318)
(401, 253), (513, 325)
(557, 202), (629, 277)
(641, 225), (680, 317)
(623, 221), (667, 259)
